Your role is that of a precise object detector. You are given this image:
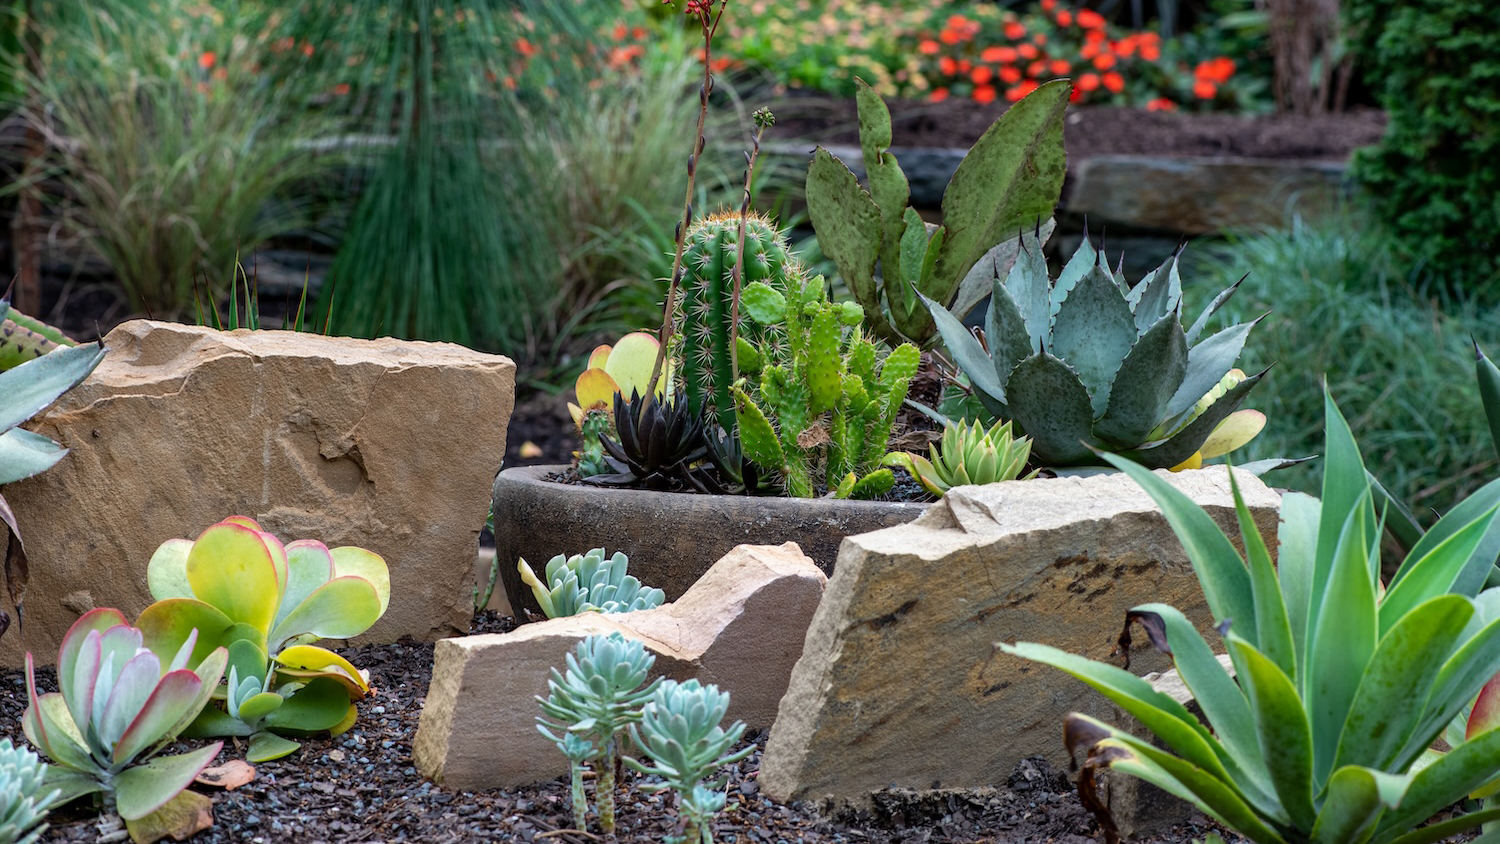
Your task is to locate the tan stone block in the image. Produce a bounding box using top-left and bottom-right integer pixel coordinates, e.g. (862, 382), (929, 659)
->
(5, 320), (514, 667)
(760, 468), (1281, 809)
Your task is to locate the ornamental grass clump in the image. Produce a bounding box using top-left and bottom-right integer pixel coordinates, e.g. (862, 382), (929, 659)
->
(626, 679), (751, 844)
(1003, 390), (1500, 844)
(537, 633), (662, 833)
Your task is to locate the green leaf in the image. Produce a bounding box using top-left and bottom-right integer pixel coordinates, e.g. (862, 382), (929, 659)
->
(237, 691), (285, 724)
(1226, 635), (1316, 832)
(264, 677), (357, 734)
(1005, 354), (1096, 466)
(135, 598), (236, 668)
(1230, 469), (1297, 678)
(1131, 369), (1265, 470)
(1388, 476), (1500, 599)
(1379, 503), (1500, 635)
(1052, 234), (1098, 317)
(1185, 276), (1244, 345)
(1314, 390), (1376, 609)
(0, 341), (106, 435)
(1127, 250), (1183, 334)
(268, 576), (383, 653)
(1278, 492), (1322, 674)
(41, 766), (106, 810)
(918, 289), (1007, 409)
(185, 523), (281, 635)
(898, 207), (929, 291)
(1309, 766), (1403, 844)
(742, 281), (788, 326)
(113, 742), (222, 821)
(1478, 341), (1500, 465)
(1378, 725), (1500, 841)
(732, 386), (784, 472)
(804, 149), (885, 334)
(1166, 318), (1261, 420)
(112, 670), (207, 767)
(807, 308), (844, 415)
(1394, 605), (1500, 771)
(145, 539), (195, 602)
(951, 218), (1054, 321)
(1003, 228), (1054, 354)
(0, 427), (67, 486)
(1095, 313), (1189, 448)
(247, 730), (302, 762)
(1051, 265), (1137, 416)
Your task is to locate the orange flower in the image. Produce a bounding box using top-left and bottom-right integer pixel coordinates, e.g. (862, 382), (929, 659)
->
(1055, 10), (1072, 26)
(632, 26), (647, 39)
(999, 65), (1022, 83)
(1077, 9), (1106, 29)
(1140, 41), (1160, 61)
(1084, 28), (1108, 44)
(1017, 42), (1039, 60)
(1032, 33), (1047, 46)
(516, 37), (537, 58)
(946, 13), (970, 30)
(930, 86), (950, 102)
(612, 22), (627, 40)
(1080, 42), (1100, 60)
(940, 27), (962, 44)
(939, 55), (957, 75)
(1192, 79), (1217, 99)
(198, 51), (216, 70)
(1101, 71), (1124, 92)
(1146, 97), (1177, 111)
(957, 59), (972, 73)
(1003, 21), (1026, 40)
(302, 41), (314, 57)
(982, 46), (1018, 64)
(1114, 37), (1136, 57)
(919, 39), (941, 55)
(1040, 0), (1057, 9)
(1005, 80), (1040, 101)
(709, 55), (732, 72)
(971, 65), (993, 84)
(1076, 72), (1100, 92)
(972, 84), (997, 104)
(1195, 56), (1235, 83)
(1027, 59), (1047, 78)
(1092, 52), (1117, 70)
(1049, 58), (1071, 75)
(333, 82), (351, 95)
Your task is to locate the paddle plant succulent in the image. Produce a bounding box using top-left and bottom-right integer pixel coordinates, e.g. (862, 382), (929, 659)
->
(23, 609), (226, 839)
(732, 271), (921, 498)
(567, 332), (671, 428)
(517, 548), (665, 619)
(537, 633), (662, 834)
(1003, 391), (1500, 844)
(135, 517), (390, 762)
(805, 79), (1068, 347)
(0, 300), (106, 635)
(884, 418), (1036, 497)
(0, 738), (55, 844)
(626, 679), (751, 844)
(924, 231), (1266, 469)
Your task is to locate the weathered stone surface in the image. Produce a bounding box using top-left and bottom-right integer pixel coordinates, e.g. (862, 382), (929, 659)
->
(1064, 154), (1348, 235)
(492, 465), (924, 617)
(414, 543), (826, 790)
(759, 467), (1281, 808)
(5, 320), (514, 667)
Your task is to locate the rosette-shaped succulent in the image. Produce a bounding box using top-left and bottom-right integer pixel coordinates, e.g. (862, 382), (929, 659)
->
(135, 517), (390, 761)
(885, 418), (1036, 496)
(0, 738), (54, 844)
(517, 548), (665, 619)
(22, 609), (226, 837)
(923, 232), (1265, 469)
(585, 389), (710, 489)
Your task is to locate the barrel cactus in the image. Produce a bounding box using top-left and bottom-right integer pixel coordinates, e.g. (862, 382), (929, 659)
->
(923, 232), (1265, 469)
(678, 211), (798, 431)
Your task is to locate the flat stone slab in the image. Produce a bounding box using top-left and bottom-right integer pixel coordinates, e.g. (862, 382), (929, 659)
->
(759, 467), (1281, 808)
(6, 320), (514, 667)
(414, 543), (826, 791)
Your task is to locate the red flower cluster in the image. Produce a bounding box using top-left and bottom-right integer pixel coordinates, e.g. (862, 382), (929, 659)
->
(1191, 56), (1235, 99)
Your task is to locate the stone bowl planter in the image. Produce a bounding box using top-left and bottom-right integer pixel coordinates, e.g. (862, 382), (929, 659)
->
(490, 465), (928, 617)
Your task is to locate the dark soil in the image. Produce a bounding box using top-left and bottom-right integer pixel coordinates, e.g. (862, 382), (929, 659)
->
(0, 611), (1242, 844)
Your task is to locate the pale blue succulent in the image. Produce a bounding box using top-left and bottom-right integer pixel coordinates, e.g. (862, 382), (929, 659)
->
(518, 549), (665, 619)
(0, 738), (55, 844)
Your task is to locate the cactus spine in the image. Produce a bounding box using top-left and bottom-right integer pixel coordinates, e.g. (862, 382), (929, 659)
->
(678, 212), (796, 431)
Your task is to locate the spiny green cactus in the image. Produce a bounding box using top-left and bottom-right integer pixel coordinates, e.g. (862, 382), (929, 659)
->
(731, 272), (920, 498)
(678, 212), (798, 431)
(884, 418), (1037, 497)
(923, 231), (1265, 469)
(805, 79), (1068, 348)
(517, 548), (665, 619)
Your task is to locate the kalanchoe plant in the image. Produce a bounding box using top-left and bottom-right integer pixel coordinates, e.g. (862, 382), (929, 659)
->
(135, 517), (390, 762)
(925, 231), (1267, 469)
(732, 271), (921, 498)
(805, 79), (1068, 347)
(883, 418), (1036, 497)
(0, 298), (106, 635)
(586, 389), (711, 490)
(23, 609), (226, 841)
(517, 548), (665, 619)
(1002, 391), (1500, 844)
(567, 332), (670, 429)
(626, 679), (752, 844)
(0, 738), (56, 844)
(537, 633), (662, 834)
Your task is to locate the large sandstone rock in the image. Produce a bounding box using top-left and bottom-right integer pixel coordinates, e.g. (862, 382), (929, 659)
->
(414, 543), (825, 790)
(759, 467), (1281, 808)
(4, 320), (514, 667)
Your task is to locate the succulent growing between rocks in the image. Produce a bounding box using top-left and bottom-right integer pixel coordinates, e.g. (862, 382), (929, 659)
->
(924, 231), (1265, 469)
(885, 418), (1036, 497)
(626, 679), (751, 844)
(517, 548), (665, 619)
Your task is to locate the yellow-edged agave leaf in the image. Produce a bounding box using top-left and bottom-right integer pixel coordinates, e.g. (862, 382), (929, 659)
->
(274, 644), (370, 695)
(145, 539), (195, 600)
(330, 546), (390, 616)
(185, 522), (281, 634)
(135, 598), (237, 667)
(267, 577), (381, 651)
(1198, 409), (1266, 460)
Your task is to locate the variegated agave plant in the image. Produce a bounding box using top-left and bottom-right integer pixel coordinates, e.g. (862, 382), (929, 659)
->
(923, 231), (1266, 469)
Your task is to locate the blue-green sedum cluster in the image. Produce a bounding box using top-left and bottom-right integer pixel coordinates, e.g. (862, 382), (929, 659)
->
(518, 549), (665, 619)
(0, 738), (54, 844)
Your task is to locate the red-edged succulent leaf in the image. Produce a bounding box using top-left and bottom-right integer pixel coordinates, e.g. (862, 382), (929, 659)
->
(185, 522), (281, 634)
(113, 741), (222, 821)
(97, 650), (165, 754)
(111, 668), (205, 766)
(1468, 672), (1500, 741)
(58, 608), (129, 708)
(24, 654), (94, 772)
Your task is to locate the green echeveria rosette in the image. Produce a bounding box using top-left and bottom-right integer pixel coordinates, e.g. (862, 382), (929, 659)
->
(516, 548), (665, 619)
(923, 230), (1266, 469)
(0, 737), (56, 844)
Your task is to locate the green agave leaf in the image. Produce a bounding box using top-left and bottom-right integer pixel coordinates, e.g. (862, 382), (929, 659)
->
(1394, 603), (1500, 771)
(264, 677), (358, 734)
(1166, 317), (1262, 420)
(1379, 502), (1500, 635)
(1096, 457), (1257, 642)
(1309, 766), (1405, 844)
(1185, 275), (1244, 345)
(268, 576), (382, 653)
(1479, 341), (1500, 464)
(1368, 471), (1425, 555)
(951, 218), (1055, 321)
(1230, 470), (1297, 678)
(1225, 634), (1316, 832)
(1094, 312), (1189, 448)
(1051, 234), (1098, 320)
(1005, 354), (1096, 466)
(0, 341), (105, 435)
(247, 730), (302, 762)
(1383, 807), (1500, 844)
(1051, 264), (1137, 416)
(980, 281), (1034, 400)
(1126, 248), (1183, 333)
(1334, 595), (1471, 774)
(185, 523), (281, 635)
(1377, 726), (1500, 841)
(1315, 389), (1377, 603)
(918, 289), (1007, 409)
(1388, 476), (1500, 600)
(113, 741), (221, 821)
(1130, 368), (1265, 470)
(0, 427), (67, 486)
(1003, 227), (1054, 354)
